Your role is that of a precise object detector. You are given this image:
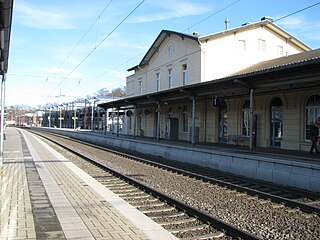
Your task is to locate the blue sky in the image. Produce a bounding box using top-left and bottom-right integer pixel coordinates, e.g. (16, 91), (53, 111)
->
(6, 0), (320, 107)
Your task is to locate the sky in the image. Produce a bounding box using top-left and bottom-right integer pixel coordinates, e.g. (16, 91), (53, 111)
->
(6, 0), (320, 108)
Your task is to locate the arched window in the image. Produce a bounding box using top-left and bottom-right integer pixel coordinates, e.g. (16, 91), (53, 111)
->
(305, 94), (320, 140)
(242, 100), (250, 136)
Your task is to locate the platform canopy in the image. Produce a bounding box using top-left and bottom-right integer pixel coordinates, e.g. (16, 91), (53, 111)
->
(1, 0), (14, 75)
(98, 49), (320, 110)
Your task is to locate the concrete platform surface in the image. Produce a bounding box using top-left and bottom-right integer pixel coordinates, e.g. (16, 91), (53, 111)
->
(0, 127), (178, 240)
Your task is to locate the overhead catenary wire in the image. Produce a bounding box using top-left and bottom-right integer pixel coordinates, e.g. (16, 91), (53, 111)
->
(45, 0), (114, 100)
(273, 1), (320, 23)
(182, 0), (241, 33)
(55, 0), (114, 74)
(65, 0), (146, 78)
(47, 0), (319, 104)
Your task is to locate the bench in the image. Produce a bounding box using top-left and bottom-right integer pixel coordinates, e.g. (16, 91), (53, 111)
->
(228, 134), (250, 146)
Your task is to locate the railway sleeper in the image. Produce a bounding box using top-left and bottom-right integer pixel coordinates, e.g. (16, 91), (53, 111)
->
(138, 204), (173, 211)
(122, 194), (152, 201)
(116, 191), (147, 197)
(132, 201), (165, 208)
(168, 223), (209, 233)
(112, 188), (140, 194)
(160, 217), (199, 227)
(103, 182), (128, 187)
(183, 232), (226, 240)
(151, 212), (188, 223)
(107, 186), (137, 191)
(143, 207), (178, 216)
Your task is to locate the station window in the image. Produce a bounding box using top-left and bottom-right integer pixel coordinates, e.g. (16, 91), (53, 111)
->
(305, 94), (320, 140)
(238, 40), (246, 51)
(156, 73), (160, 91)
(258, 39), (266, 52)
(168, 68), (173, 89)
(182, 64), (188, 85)
(139, 80), (143, 95)
(277, 46), (284, 56)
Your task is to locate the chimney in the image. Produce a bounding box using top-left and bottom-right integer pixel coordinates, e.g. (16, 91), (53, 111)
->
(224, 18), (229, 30)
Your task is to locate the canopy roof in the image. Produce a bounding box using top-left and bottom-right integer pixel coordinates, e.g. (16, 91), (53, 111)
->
(99, 49), (320, 110)
(1, 0), (14, 75)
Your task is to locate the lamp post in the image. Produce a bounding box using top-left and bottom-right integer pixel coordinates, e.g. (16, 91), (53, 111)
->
(48, 106), (52, 128)
(73, 101), (77, 129)
(59, 104), (62, 128)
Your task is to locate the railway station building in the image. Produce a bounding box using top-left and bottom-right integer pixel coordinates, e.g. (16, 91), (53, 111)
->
(100, 17), (320, 152)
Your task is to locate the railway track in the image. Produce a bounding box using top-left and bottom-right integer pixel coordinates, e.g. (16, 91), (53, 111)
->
(27, 129), (320, 239)
(30, 129), (320, 215)
(28, 129), (260, 240)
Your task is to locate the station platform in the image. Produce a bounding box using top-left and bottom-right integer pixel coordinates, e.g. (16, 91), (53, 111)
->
(36, 127), (320, 193)
(0, 127), (178, 240)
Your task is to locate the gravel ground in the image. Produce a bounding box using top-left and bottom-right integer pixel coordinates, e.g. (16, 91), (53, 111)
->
(46, 135), (320, 240)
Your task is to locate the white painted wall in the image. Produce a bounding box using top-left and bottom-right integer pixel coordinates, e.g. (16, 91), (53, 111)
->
(200, 25), (303, 82)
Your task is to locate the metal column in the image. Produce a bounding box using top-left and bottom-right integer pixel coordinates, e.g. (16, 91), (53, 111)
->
(104, 109), (107, 135)
(91, 101), (94, 131)
(117, 108), (120, 136)
(133, 105), (137, 138)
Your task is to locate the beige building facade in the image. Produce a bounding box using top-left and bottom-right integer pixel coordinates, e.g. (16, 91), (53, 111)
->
(100, 19), (320, 152)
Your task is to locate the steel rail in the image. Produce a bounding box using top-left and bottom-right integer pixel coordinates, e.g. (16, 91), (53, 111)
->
(31, 130), (261, 240)
(30, 128), (320, 215)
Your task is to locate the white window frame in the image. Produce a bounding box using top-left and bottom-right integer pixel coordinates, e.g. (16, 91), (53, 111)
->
(168, 44), (173, 56)
(277, 46), (284, 56)
(168, 68), (173, 89)
(238, 40), (246, 51)
(139, 80), (143, 95)
(258, 39), (266, 52)
(182, 64), (188, 85)
(156, 73), (160, 91)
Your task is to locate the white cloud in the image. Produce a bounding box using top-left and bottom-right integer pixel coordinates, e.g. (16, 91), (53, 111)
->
(15, 1), (76, 30)
(128, 0), (210, 23)
(277, 16), (320, 46)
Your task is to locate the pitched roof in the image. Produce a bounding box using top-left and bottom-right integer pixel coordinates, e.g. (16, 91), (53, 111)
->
(199, 19), (311, 52)
(127, 30), (199, 71)
(127, 19), (311, 72)
(230, 48), (320, 77)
